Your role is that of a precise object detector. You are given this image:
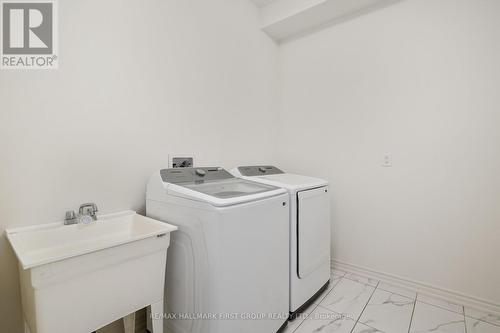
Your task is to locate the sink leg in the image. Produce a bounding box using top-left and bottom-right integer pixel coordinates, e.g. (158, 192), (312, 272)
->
(148, 300), (164, 333)
(123, 312), (136, 333)
(146, 306), (152, 332)
(24, 319), (31, 333)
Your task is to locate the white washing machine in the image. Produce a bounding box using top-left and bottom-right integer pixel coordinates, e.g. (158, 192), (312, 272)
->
(231, 166), (331, 317)
(146, 167), (289, 333)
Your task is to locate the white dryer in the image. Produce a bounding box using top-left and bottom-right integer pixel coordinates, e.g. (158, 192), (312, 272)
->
(231, 166), (331, 317)
(146, 167), (289, 333)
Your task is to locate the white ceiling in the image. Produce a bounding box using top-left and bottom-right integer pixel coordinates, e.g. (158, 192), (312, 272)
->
(251, 0), (279, 8)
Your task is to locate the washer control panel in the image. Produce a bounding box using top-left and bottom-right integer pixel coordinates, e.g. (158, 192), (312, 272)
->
(161, 167), (234, 184)
(238, 165), (284, 177)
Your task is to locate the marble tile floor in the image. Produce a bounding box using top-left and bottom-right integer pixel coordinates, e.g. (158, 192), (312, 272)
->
(282, 270), (500, 333)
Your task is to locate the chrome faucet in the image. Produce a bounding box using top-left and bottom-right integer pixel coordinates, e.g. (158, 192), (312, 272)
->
(79, 203), (99, 221)
(64, 203), (99, 225)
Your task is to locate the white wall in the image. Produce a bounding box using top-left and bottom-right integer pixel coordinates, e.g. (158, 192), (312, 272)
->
(277, 0), (500, 305)
(0, 0), (278, 332)
(3, 0), (500, 331)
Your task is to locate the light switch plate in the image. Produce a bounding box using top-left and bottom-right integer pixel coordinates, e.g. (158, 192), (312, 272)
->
(382, 154), (392, 167)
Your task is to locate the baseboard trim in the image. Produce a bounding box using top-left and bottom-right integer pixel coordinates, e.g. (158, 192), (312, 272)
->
(331, 259), (500, 316)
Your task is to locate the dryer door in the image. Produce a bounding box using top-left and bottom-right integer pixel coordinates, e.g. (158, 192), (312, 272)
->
(297, 187), (330, 278)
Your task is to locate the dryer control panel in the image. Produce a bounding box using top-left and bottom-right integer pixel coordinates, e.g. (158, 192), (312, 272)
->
(237, 165), (284, 177)
(161, 167), (234, 184)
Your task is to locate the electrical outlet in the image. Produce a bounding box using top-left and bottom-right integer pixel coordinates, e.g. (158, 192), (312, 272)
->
(382, 154), (392, 167)
(172, 157), (193, 168)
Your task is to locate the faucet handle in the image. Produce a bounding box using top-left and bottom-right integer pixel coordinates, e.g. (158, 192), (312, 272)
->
(66, 210), (76, 219)
(64, 210), (78, 225)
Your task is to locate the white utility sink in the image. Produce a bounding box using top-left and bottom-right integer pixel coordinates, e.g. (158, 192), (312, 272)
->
(6, 210), (177, 333)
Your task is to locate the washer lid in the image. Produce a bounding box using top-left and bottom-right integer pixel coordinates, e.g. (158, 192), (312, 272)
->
(160, 167), (286, 206)
(256, 173), (328, 191)
(232, 166), (328, 191)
